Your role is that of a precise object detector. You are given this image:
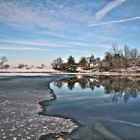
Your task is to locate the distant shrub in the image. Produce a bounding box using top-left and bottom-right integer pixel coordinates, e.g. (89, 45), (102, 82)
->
(18, 64), (24, 69)
(3, 64), (10, 69)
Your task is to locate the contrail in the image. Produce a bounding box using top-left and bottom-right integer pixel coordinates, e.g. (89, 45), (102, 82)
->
(95, 0), (126, 21)
(88, 16), (140, 27)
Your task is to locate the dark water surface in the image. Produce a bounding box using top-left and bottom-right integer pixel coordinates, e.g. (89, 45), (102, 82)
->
(42, 76), (140, 140)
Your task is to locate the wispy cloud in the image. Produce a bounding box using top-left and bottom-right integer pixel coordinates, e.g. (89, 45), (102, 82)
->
(88, 16), (140, 27)
(0, 40), (67, 48)
(0, 46), (48, 51)
(68, 49), (90, 53)
(0, 39), (111, 53)
(0, 0), (95, 31)
(0, 0), (63, 30)
(95, 0), (126, 21)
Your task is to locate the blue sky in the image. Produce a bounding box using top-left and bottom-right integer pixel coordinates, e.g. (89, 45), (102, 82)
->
(0, 0), (140, 66)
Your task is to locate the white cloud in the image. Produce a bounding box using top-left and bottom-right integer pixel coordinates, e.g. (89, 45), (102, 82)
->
(88, 16), (140, 27)
(95, 0), (126, 21)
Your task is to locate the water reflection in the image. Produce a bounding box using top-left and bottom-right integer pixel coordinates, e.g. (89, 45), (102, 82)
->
(53, 76), (140, 103)
(41, 76), (140, 140)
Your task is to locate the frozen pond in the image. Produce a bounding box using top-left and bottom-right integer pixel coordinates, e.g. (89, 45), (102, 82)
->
(42, 75), (140, 140)
(0, 76), (77, 140)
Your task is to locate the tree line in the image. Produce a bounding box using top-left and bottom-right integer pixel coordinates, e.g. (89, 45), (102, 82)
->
(0, 44), (140, 72)
(51, 44), (140, 72)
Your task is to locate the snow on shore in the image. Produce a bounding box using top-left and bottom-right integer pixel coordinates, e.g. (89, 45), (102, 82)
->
(0, 67), (57, 73)
(0, 67), (60, 76)
(0, 67), (140, 76)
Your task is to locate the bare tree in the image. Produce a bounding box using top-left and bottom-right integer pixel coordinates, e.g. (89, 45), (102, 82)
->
(123, 45), (130, 59)
(112, 44), (119, 55)
(130, 48), (140, 70)
(51, 57), (63, 70)
(123, 45), (131, 70)
(0, 56), (8, 69)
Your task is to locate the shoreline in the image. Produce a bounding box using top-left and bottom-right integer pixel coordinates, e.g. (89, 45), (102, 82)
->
(39, 76), (80, 139)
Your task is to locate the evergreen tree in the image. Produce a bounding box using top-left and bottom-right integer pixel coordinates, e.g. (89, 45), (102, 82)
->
(66, 56), (77, 72)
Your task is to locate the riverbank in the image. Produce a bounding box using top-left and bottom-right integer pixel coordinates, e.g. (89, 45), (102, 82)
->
(0, 75), (78, 140)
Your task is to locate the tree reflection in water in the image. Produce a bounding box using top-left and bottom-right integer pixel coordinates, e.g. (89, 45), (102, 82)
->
(53, 76), (140, 103)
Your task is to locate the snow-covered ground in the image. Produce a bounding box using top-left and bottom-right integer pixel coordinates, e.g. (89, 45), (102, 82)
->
(0, 67), (57, 73)
(0, 67), (140, 76)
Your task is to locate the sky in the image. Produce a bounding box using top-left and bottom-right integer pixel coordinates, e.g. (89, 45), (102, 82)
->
(0, 0), (140, 66)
